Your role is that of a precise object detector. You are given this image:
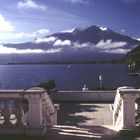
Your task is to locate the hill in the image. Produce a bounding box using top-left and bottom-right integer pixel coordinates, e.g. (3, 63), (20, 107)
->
(124, 45), (140, 64)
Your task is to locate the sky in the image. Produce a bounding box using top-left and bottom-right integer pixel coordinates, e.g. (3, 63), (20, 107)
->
(0, 0), (140, 44)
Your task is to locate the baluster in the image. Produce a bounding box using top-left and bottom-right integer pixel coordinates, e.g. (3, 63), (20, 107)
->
(135, 98), (140, 126)
(14, 99), (24, 127)
(1, 100), (12, 127)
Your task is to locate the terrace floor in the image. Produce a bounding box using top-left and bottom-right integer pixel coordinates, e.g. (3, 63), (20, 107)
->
(45, 103), (119, 140)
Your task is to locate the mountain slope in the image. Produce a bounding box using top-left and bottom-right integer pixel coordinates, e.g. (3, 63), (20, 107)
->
(51, 25), (139, 45)
(2, 25), (140, 63)
(124, 45), (140, 63)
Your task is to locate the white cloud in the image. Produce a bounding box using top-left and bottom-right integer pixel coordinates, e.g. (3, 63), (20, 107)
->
(0, 45), (44, 54)
(17, 0), (47, 10)
(0, 45), (62, 54)
(95, 40), (129, 54)
(53, 39), (71, 46)
(96, 40), (127, 49)
(64, 0), (88, 4)
(46, 48), (62, 53)
(121, 29), (125, 32)
(37, 29), (49, 34)
(135, 38), (140, 41)
(61, 29), (75, 33)
(100, 26), (108, 31)
(0, 14), (15, 32)
(35, 36), (57, 44)
(102, 48), (131, 54)
(72, 40), (128, 54)
(0, 28), (50, 43)
(124, 0), (140, 3)
(73, 42), (91, 49)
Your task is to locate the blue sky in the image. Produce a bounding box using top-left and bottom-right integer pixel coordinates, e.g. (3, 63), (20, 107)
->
(0, 0), (140, 43)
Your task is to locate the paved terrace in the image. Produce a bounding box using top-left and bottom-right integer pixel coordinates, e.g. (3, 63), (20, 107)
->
(45, 103), (119, 140)
(0, 89), (140, 139)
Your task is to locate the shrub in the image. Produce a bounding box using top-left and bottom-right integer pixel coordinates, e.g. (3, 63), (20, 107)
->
(39, 80), (56, 92)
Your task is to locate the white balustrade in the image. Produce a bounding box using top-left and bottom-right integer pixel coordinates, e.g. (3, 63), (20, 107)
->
(113, 87), (140, 131)
(0, 87), (59, 135)
(135, 98), (140, 126)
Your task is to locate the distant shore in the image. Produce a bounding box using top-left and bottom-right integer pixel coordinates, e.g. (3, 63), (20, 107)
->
(3, 60), (124, 65)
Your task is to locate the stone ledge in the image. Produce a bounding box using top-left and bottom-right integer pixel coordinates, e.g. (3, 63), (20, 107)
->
(0, 128), (24, 134)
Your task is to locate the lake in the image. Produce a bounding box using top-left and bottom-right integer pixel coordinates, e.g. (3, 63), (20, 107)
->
(0, 64), (140, 90)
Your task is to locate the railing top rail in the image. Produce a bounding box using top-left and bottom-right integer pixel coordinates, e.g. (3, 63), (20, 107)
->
(0, 90), (24, 98)
(24, 87), (46, 95)
(118, 89), (140, 94)
(0, 87), (46, 98)
(58, 90), (116, 94)
(0, 90), (24, 93)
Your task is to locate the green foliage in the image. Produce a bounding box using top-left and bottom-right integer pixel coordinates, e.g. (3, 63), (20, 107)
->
(39, 80), (56, 92)
(124, 45), (140, 64)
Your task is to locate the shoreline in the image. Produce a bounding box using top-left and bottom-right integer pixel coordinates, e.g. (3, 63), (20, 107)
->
(1, 61), (124, 65)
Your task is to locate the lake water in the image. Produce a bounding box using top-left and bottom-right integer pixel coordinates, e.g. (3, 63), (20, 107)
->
(0, 64), (140, 90)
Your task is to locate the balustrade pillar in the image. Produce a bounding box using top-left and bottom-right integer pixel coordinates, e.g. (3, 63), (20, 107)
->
(24, 87), (46, 135)
(121, 93), (136, 129)
(135, 98), (140, 125)
(25, 94), (43, 127)
(113, 87), (140, 131)
(51, 104), (59, 125)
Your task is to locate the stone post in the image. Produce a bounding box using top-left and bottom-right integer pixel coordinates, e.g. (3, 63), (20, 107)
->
(52, 104), (59, 125)
(121, 92), (136, 129)
(28, 94), (43, 126)
(24, 87), (46, 135)
(135, 98), (140, 125)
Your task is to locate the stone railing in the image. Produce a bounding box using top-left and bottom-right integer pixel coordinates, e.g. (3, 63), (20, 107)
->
(50, 90), (116, 103)
(0, 87), (59, 135)
(113, 87), (140, 131)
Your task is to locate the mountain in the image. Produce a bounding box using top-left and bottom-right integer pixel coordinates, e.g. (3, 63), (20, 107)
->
(51, 25), (139, 45)
(124, 44), (140, 64)
(2, 25), (140, 63)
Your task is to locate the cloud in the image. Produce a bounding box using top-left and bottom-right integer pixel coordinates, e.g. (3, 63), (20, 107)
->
(73, 42), (91, 49)
(0, 14), (15, 32)
(102, 48), (131, 54)
(95, 40), (129, 54)
(35, 36), (57, 44)
(0, 45), (62, 54)
(124, 0), (140, 3)
(135, 38), (140, 41)
(21, 28), (49, 37)
(17, 0), (47, 10)
(53, 39), (71, 46)
(36, 29), (49, 34)
(64, 0), (89, 4)
(96, 40), (127, 49)
(121, 29), (125, 32)
(0, 45), (44, 54)
(0, 28), (50, 43)
(61, 29), (75, 33)
(72, 40), (128, 54)
(100, 26), (108, 31)
(46, 48), (62, 53)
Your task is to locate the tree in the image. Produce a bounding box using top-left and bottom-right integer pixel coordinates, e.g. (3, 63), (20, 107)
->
(39, 80), (56, 92)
